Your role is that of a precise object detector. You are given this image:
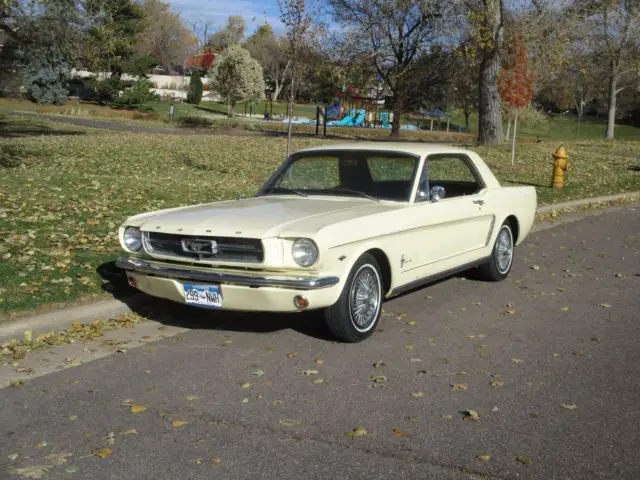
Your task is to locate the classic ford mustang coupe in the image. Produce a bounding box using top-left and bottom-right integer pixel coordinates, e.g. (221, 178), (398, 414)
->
(116, 142), (537, 342)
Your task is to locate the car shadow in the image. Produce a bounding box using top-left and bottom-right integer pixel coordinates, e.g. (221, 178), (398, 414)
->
(96, 261), (336, 341)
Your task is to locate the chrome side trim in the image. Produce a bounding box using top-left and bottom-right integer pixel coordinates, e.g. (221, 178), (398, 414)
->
(116, 257), (339, 290)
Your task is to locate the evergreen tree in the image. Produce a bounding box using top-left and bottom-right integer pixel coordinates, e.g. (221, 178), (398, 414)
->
(186, 71), (203, 105)
(23, 47), (70, 105)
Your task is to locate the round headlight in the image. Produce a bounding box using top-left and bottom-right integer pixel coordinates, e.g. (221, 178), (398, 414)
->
(292, 238), (318, 267)
(123, 227), (142, 252)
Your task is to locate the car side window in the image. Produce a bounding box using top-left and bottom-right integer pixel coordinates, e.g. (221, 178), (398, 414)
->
(422, 155), (483, 200)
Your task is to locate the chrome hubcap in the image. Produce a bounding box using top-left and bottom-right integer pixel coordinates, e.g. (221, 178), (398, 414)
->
(496, 226), (513, 274)
(349, 265), (381, 332)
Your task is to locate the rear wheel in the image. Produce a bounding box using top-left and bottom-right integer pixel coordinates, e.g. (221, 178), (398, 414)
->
(324, 253), (382, 343)
(480, 222), (514, 281)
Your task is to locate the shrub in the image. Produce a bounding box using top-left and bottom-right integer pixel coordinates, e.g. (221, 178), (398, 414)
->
(177, 116), (213, 128)
(23, 47), (70, 105)
(1, 144), (25, 168)
(113, 79), (158, 108)
(186, 72), (203, 105)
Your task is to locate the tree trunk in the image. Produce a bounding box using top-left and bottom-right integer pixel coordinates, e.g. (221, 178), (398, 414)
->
(272, 81), (283, 102)
(390, 94), (402, 137)
(229, 101), (236, 118)
(464, 109), (470, 131)
(478, 0), (504, 145)
(286, 69), (295, 157)
(606, 71), (617, 140)
(511, 108), (518, 166)
(505, 116), (511, 140)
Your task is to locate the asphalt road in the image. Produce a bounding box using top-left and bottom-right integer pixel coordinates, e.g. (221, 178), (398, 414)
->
(1, 205), (639, 480)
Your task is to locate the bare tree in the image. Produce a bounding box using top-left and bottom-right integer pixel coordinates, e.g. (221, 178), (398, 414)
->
(191, 19), (213, 50)
(578, 0), (640, 139)
(327, 0), (454, 137)
(207, 15), (246, 52)
(245, 23), (291, 101)
(279, 0), (312, 156)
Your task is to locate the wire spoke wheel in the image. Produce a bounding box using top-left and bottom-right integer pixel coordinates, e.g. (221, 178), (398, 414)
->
(348, 265), (381, 332)
(495, 226), (514, 274)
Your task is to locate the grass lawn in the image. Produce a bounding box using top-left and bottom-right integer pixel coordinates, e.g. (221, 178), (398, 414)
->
(1, 113), (639, 315)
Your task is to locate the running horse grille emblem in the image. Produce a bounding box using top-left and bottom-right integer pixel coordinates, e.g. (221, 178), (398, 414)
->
(181, 239), (219, 255)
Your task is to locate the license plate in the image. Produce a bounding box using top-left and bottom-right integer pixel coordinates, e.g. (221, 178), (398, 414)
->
(183, 284), (222, 308)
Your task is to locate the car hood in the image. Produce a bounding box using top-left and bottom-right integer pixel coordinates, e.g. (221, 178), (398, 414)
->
(131, 195), (402, 239)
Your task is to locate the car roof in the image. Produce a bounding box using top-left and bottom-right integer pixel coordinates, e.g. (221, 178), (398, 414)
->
(295, 142), (475, 157)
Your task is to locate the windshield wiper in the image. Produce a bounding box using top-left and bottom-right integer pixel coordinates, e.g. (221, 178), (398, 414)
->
(261, 186), (308, 197)
(319, 188), (379, 202)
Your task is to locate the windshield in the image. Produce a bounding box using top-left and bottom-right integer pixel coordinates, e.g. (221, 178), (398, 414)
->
(261, 150), (420, 202)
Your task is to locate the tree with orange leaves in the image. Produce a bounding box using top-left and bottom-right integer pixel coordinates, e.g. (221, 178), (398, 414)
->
(498, 33), (534, 165)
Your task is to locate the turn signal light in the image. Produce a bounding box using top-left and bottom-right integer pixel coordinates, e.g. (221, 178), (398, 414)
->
(293, 295), (309, 310)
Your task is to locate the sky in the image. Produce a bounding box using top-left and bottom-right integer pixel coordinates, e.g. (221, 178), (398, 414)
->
(169, 0), (285, 34)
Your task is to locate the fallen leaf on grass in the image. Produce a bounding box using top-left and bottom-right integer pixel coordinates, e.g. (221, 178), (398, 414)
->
(345, 427), (368, 438)
(451, 383), (468, 391)
(462, 409), (480, 421)
(517, 456), (533, 465)
(8, 465), (52, 478)
(94, 448), (112, 459)
(560, 404), (577, 410)
(171, 420), (188, 428)
(392, 428), (410, 438)
(130, 404), (146, 414)
(477, 454), (492, 462)
(279, 419), (301, 427)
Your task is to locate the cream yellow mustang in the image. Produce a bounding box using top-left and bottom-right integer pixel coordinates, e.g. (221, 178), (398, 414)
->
(117, 142), (537, 342)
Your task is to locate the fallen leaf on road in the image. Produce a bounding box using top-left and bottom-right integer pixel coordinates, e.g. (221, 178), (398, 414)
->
(272, 400), (282, 405)
(531, 265), (540, 271)
(279, 419), (301, 427)
(373, 360), (386, 367)
(46, 452), (72, 466)
(286, 352), (297, 358)
(8, 453), (18, 461)
(33, 441), (47, 448)
(406, 320), (417, 326)
(573, 351), (585, 357)
(511, 358), (522, 364)
(552, 352), (560, 357)
(130, 404), (146, 414)
(103, 432), (116, 445)
(505, 309), (517, 315)
(193, 458), (203, 464)
(560, 306), (570, 312)
(477, 454), (491, 462)
(491, 406), (499, 412)
(599, 303), (612, 308)
(463, 409), (480, 421)
(517, 456), (533, 465)
(529, 412), (540, 418)
(185, 395), (199, 401)
(370, 375), (387, 387)
(312, 378), (325, 384)
(404, 343), (416, 350)
(301, 369), (318, 376)
(240, 382), (252, 389)
(314, 358), (324, 365)
(210, 456), (222, 464)
(409, 357), (422, 363)
(451, 383), (468, 391)
(410, 392), (424, 398)
(489, 375), (504, 387)
(408, 416), (419, 423)
(120, 428), (137, 435)
(8, 465), (51, 478)
(251, 369), (265, 377)
(345, 427), (368, 438)
(560, 404), (577, 410)
(68, 415), (78, 421)
(447, 371), (466, 376)
(94, 448), (112, 459)
(392, 428), (410, 438)
(442, 414), (453, 421)
(171, 420), (188, 428)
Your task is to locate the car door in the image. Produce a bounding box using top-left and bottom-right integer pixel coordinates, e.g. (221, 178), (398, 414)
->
(402, 154), (495, 279)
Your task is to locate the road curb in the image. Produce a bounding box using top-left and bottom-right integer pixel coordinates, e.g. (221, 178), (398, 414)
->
(1, 191), (639, 343)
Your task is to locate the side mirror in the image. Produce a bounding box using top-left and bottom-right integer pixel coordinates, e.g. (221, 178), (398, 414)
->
(430, 185), (446, 202)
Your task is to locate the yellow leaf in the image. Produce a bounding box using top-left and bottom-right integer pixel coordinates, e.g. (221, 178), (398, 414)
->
(171, 420), (188, 428)
(517, 455), (533, 465)
(314, 358), (324, 365)
(560, 306), (570, 312)
(120, 428), (138, 435)
(478, 454), (492, 462)
(301, 369), (318, 375)
(210, 456), (222, 464)
(46, 451), (72, 466)
(392, 427), (410, 437)
(463, 409), (480, 421)
(410, 391), (424, 398)
(130, 404), (146, 414)
(94, 448), (112, 459)
(312, 378), (325, 384)
(286, 352), (297, 358)
(8, 465), (51, 478)
(560, 404), (577, 410)
(404, 343), (416, 350)
(406, 320), (417, 326)
(345, 427), (368, 437)
(598, 303), (612, 308)
(451, 383), (468, 391)
(279, 419), (301, 427)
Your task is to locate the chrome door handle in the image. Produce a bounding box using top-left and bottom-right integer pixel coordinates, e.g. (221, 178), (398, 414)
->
(473, 199), (485, 205)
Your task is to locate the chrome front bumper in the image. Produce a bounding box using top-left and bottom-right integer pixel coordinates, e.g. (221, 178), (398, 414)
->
(116, 257), (340, 290)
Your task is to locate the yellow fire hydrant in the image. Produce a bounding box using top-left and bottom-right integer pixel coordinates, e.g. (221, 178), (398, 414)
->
(551, 145), (570, 190)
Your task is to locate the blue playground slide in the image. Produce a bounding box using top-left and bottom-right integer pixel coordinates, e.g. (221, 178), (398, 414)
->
(353, 109), (366, 126)
(331, 113), (354, 126)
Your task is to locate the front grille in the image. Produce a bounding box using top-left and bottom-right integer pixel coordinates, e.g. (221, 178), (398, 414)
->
(143, 232), (263, 263)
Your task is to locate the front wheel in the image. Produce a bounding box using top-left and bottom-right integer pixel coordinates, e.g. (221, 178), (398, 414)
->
(479, 221), (514, 281)
(324, 253), (383, 343)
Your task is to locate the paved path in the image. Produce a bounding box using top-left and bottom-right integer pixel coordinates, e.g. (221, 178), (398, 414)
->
(1, 205), (639, 479)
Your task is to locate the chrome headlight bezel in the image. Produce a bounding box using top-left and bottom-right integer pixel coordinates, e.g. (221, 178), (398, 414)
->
(123, 226), (142, 252)
(291, 238), (318, 267)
